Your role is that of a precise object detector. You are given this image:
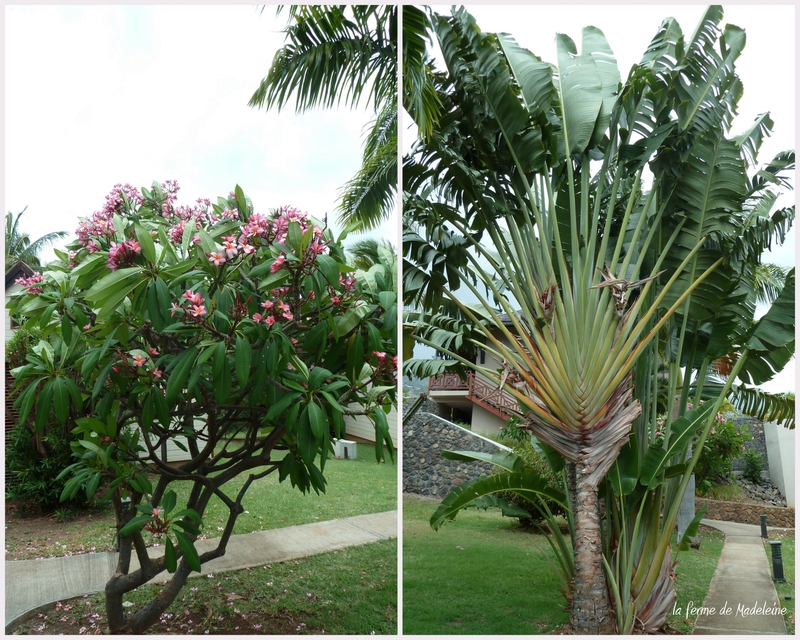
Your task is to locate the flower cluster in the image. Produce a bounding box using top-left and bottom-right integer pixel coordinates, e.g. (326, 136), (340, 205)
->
(372, 351), (398, 384)
(252, 286), (294, 326)
(107, 239), (142, 271)
(14, 272), (45, 294)
(240, 206), (330, 275)
(144, 508), (170, 537)
(170, 289), (208, 319)
(76, 183), (142, 249)
(110, 349), (161, 380)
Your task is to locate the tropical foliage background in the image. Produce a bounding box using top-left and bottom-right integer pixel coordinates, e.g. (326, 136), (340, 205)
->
(250, 5), (398, 232)
(403, 5), (794, 634)
(6, 208), (68, 270)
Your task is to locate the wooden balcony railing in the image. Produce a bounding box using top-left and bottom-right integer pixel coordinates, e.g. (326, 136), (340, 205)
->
(429, 370), (518, 421)
(428, 372), (469, 392)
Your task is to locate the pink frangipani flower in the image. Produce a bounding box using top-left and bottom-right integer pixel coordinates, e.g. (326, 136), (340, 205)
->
(270, 255), (286, 273)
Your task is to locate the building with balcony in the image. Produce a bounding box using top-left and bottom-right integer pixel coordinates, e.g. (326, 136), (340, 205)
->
(426, 312), (521, 436)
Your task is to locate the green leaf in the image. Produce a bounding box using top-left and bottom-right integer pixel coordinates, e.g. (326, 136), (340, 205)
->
(678, 504), (708, 551)
(51, 376), (70, 424)
(60, 314), (73, 347)
(440, 449), (525, 473)
(346, 332), (365, 383)
(15, 378), (42, 426)
(257, 269), (291, 291)
(164, 537), (178, 573)
(297, 407), (317, 466)
(279, 454), (294, 483)
(166, 347), (199, 405)
(285, 401), (301, 434)
(307, 401), (327, 440)
(174, 530), (201, 573)
(35, 379), (54, 431)
(287, 221), (303, 255)
(235, 335), (251, 388)
(198, 227), (218, 257)
(135, 223), (157, 264)
(372, 407), (394, 463)
(214, 363), (232, 405)
(172, 508), (202, 524)
(139, 392), (156, 433)
(335, 302), (371, 339)
(430, 470), (568, 530)
(92, 361), (115, 400)
(85, 266), (144, 306)
(315, 254), (341, 286)
(212, 341), (227, 381)
(555, 32), (603, 156)
(640, 403), (716, 489)
(265, 391), (302, 421)
(307, 366), (332, 391)
(119, 515), (151, 536)
(152, 387), (170, 428)
(607, 439), (639, 496)
(39, 303), (57, 329)
(161, 489), (177, 515)
(85, 472), (101, 501)
(171, 519), (200, 537)
(234, 184), (247, 216)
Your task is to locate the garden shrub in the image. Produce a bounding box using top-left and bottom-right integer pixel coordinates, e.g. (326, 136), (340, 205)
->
(5, 326), (44, 369)
(742, 448), (765, 484)
(6, 425), (89, 509)
(693, 413), (751, 493)
(494, 422), (565, 524)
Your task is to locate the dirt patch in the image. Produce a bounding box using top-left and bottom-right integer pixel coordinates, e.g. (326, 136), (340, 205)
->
(5, 502), (116, 561)
(10, 595), (308, 635)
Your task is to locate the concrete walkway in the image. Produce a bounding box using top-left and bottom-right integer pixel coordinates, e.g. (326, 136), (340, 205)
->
(5, 510), (396, 632)
(693, 519), (788, 635)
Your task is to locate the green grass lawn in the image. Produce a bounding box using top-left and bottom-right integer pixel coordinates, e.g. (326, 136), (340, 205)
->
(403, 495), (725, 635)
(7, 443), (396, 560)
(402, 495), (569, 635)
(166, 443), (397, 536)
(668, 528), (726, 633)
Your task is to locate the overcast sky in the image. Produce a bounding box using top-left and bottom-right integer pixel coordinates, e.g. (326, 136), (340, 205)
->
(407, 4), (796, 394)
(5, 5), (399, 262)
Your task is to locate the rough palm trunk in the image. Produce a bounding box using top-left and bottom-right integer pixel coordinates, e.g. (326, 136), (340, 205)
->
(571, 450), (615, 634)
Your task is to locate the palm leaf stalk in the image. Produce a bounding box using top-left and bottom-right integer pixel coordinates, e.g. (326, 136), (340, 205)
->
(6, 208), (69, 269)
(249, 5), (397, 231)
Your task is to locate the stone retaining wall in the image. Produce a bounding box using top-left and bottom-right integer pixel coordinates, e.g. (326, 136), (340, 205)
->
(696, 497), (795, 528)
(403, 411), (508, 498)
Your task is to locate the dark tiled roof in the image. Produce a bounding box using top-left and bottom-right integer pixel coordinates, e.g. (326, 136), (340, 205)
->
(5, 261), (34, 289)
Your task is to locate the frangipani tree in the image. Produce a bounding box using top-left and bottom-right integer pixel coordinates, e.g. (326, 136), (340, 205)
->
(403, 6), (793, 634)
(9, 180), (396, 634)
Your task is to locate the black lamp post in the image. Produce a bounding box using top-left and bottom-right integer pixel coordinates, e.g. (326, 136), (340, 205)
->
(769, 540), (786, 582)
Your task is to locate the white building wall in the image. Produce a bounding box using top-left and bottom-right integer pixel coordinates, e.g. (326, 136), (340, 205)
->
(470, 404), (507, 437)
(764, 420), (795, 508)
(344, 406), (398, 445)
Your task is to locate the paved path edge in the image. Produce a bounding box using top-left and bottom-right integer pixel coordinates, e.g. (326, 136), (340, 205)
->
(5, 510), (397, 633)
